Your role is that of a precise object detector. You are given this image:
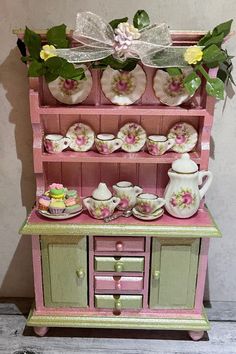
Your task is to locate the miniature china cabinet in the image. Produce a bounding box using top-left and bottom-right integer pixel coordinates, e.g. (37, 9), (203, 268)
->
(18, 29), (221, 341)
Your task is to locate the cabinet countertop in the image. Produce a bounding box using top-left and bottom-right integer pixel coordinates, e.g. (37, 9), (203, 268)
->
(19, 206), (221, 238)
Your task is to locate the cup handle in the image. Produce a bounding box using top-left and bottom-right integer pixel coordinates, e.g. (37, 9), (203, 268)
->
(198, 171), (213, 199)
(167, 138), (175, 150)
(112, 197), (121, 207)
(157, 198), (166, 209)
(134, 186), (143, 196)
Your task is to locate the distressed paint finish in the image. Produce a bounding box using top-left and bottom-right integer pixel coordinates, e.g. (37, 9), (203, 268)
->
(94, 276), (144, 291)
(41, 235), (88, 308)
(150, 238), (200, 309)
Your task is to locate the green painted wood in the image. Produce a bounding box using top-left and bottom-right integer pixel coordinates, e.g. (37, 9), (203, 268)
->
(94, 295), (143, 309)
(94, 257), (144, 272)
(41, 235), (88, 308)
(27, 306), (210, 331)
(150, 238), (200, 309)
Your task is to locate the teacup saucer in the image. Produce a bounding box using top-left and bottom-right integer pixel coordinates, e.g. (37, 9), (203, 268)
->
(132, 207), (164, 221)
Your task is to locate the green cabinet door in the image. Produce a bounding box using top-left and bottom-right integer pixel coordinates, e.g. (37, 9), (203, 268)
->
(41, 235), (87, 308)
(150, 238), (200, 309)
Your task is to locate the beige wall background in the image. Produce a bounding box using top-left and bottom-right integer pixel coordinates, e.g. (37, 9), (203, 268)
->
(0, 0), (235, 300)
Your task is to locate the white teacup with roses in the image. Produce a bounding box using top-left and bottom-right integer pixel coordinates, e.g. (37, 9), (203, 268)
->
(136, 193), (166, 215)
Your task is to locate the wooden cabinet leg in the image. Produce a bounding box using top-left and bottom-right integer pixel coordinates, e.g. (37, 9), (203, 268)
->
(34, 326), (49, 336)
(188, 330), (204, 341)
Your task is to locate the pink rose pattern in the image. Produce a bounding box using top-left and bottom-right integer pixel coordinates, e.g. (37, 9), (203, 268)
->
(89, 204), (113, 219)
(112, 72), (135, 96)
(168, 123), (192, 150)
(170, 188), (196, 209)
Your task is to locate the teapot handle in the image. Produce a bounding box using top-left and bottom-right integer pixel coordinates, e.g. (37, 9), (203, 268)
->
(83, 197), (91, 210)
(134, 186), (143, 196)
(198, 171), (213, 200)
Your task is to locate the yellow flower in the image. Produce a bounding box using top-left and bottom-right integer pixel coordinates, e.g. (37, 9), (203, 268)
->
(184, 46), (203, 65)
(40, 44), (57, 61)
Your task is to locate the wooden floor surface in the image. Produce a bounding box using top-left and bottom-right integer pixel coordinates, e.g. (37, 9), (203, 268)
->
(0, 299), (236, 354)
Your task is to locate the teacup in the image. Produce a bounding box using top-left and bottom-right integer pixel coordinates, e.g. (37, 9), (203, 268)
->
(136, 193), (165, 214)
(146, 135), (175, 156)
(44, 134), (71, 154)
(95, 134), (122, 155)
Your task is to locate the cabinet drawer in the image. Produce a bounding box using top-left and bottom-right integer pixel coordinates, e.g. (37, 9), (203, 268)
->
(95, 294), (143, 310)
(94, 276), (143, 291)
(94, 257), (144, 272)
(94, 236), (145, 252)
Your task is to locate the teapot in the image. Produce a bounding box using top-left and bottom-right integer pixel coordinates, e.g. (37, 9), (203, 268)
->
(113, 181), (143, 210)
(164, 153), (213, 218)
(83, 183), (120, 219)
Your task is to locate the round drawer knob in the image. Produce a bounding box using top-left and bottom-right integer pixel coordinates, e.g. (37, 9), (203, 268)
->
(114, 262), (123, 272)
(114, 299), (122, 311)
(115, 280), (122, 290)
(153, 270), (160, 280)
(116, 242), (123, 251)
(76, 269), (85, 279)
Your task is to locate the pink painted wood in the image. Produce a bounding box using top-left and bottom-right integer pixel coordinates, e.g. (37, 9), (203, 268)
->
(26, 206), (216, 228)
(194, 238), (210, 314)
(94, 276), (143, 291)
(94, 236), (145, 252)
(31, 235), (45, 311)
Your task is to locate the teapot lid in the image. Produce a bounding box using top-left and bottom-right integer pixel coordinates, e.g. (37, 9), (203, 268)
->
(92, 182), (112, 200)
(172, 153), (198, 173)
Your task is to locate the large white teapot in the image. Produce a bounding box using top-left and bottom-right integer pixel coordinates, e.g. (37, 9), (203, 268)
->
(164, 153), (213, 218)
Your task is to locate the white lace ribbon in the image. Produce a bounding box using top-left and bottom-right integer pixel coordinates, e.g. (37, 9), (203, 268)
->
(56, 12), (189, 67)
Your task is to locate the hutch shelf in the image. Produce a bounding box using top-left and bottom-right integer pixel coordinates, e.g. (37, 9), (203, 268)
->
(19, 30), (221, 340)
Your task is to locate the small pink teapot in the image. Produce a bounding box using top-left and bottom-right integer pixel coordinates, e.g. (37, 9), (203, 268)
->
(164, 153), (213, 218)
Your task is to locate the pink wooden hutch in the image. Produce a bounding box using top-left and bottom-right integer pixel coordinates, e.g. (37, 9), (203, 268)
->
(19, 30), (221, 340)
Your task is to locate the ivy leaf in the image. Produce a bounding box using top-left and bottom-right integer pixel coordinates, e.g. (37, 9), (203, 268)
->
(28, 60), (44, 77)
(166, 68), (182, 76)
(206, 77), (224, 99)
(184, 72), (201, 96)
(47, 24), (69, 48)
(44, 70), (59, 83)
(203, 44), (227, 66)
(109, 17), (128, 30)
(59, 61), (85, 80)
(212, 19), (233, 38)
(199, 32), (224, 48)
(24, 27), (41, 59)
(198, 31), (212, 46)
(133, 10), (150, 30)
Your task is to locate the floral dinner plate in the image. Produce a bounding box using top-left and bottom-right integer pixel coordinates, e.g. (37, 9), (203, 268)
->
(101, 64), (146, 105)
(38, 207), (83, 220)
(117, 122), (147, 152)
(168, 122), (198, 153)
(66, 123), (95, 152)
(48, 64), (92, 105)
(153, 69), (193, 106)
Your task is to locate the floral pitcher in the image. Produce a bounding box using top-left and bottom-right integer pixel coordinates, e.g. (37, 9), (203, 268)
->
(164, 153), (213, 218)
